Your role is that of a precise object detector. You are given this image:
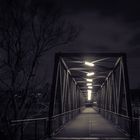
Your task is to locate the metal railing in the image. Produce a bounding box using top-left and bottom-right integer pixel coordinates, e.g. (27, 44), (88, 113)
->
(95, 107), (132, 135)
(132, 117), (140, 140)
(95, 107), (140, 140)
(132, 107), (140, 140)
(50, 107), (82, 136)
(11, 117), (49, 140)
(11, 107), (83, 140)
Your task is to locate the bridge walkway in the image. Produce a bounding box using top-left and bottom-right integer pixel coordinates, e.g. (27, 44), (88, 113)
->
(52, 107), (129, 140)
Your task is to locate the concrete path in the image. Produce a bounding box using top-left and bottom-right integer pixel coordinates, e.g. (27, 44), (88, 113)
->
(53, 107), (129, 139)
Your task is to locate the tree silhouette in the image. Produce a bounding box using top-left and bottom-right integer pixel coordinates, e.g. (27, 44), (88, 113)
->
(0, 0), (78, 139)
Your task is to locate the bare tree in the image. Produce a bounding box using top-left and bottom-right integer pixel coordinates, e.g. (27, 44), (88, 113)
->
(0, 0), (78, 139)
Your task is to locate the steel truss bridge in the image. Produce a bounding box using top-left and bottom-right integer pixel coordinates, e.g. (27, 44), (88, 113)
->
(11, 53), (140, 140)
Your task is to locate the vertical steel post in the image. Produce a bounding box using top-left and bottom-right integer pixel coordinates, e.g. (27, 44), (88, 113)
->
(122, 55), (133, 138)
(47, 54), (60, 137)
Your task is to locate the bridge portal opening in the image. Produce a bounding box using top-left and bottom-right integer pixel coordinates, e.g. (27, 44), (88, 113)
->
(48, 53), (132, 138)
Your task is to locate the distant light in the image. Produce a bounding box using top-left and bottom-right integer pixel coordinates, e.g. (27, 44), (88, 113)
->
(88, 90), (92, 94)
(86, 79), (93, 82)
(85, 61), (94, 67)
(87, 72), (95, 76)
(88, 86), (93, 89)
(87, 90), (92, 100)
(87, 83), (92, 86)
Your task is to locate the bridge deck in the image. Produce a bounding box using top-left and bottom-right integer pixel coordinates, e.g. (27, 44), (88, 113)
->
(53, 108), (129, 139)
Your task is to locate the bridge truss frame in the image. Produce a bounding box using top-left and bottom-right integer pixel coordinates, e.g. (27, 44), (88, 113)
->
(48, 53), (132, 137)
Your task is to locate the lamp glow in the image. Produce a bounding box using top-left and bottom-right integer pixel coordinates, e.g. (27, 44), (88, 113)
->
(87, 72), (95, 76)
(88, 86), (93, 89)
(87, 83), (92, 86)
(86, 79), (93, 82)
(88, 90), (92, 94)
(85, 61), (94, 67)
(87, 90), (92, 100)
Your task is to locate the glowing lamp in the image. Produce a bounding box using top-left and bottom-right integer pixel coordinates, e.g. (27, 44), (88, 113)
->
(87, 72), (95, 76)
(86, 83), (92, 86)
(87, 90), (92, 100)
(88, 86), (93, 89)
(85, 61), (94, 67)
(86, 79), (93, 82)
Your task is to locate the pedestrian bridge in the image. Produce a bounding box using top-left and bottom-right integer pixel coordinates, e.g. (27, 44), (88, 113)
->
(11, 53), (140, 140)
(48, 53), (132, 139)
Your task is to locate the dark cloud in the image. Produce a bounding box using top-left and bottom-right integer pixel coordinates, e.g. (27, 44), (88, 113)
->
(130, 48), (140, 57)
(60, 0), (140, 23)
(128, 32), (140, 46)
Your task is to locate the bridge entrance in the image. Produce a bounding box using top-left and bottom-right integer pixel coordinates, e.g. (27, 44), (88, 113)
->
(48, 53), (132, 139)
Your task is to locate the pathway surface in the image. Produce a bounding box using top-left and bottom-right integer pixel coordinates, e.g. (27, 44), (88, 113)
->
(52, 107), (129, 139)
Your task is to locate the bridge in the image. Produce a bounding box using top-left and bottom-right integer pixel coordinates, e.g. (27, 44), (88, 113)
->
(11, 53), (140, 140)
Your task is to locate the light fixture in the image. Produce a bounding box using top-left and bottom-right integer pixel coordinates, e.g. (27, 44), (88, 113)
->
(85, 61), (94, 67)
(88, 86), (93, 89)
(87, 90), (92, 100)
(87, 72), (95, 76)
(88, 90), (92, 93)
(86, 83), (92, 86)
(86, 79), (93, 82)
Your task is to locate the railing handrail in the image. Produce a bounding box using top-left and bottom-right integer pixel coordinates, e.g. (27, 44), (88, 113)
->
(133, 117), (140, 120)
(97, 107), (130, 120)
(11, 117), (49, 124)
(11, 107), (82, 124)
(51, 107), (81, 119)
(98, 107), (140, 120)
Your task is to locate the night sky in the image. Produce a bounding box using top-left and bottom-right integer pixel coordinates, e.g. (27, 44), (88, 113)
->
(41, 0), (140, 89)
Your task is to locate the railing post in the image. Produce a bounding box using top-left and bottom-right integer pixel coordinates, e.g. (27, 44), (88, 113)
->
(138, 117), (139, 138)
(47, 118), (52, 137)
(20, 122), (23, 140)
(44, 119), (47, 137)
(35, 120), (38, 140)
